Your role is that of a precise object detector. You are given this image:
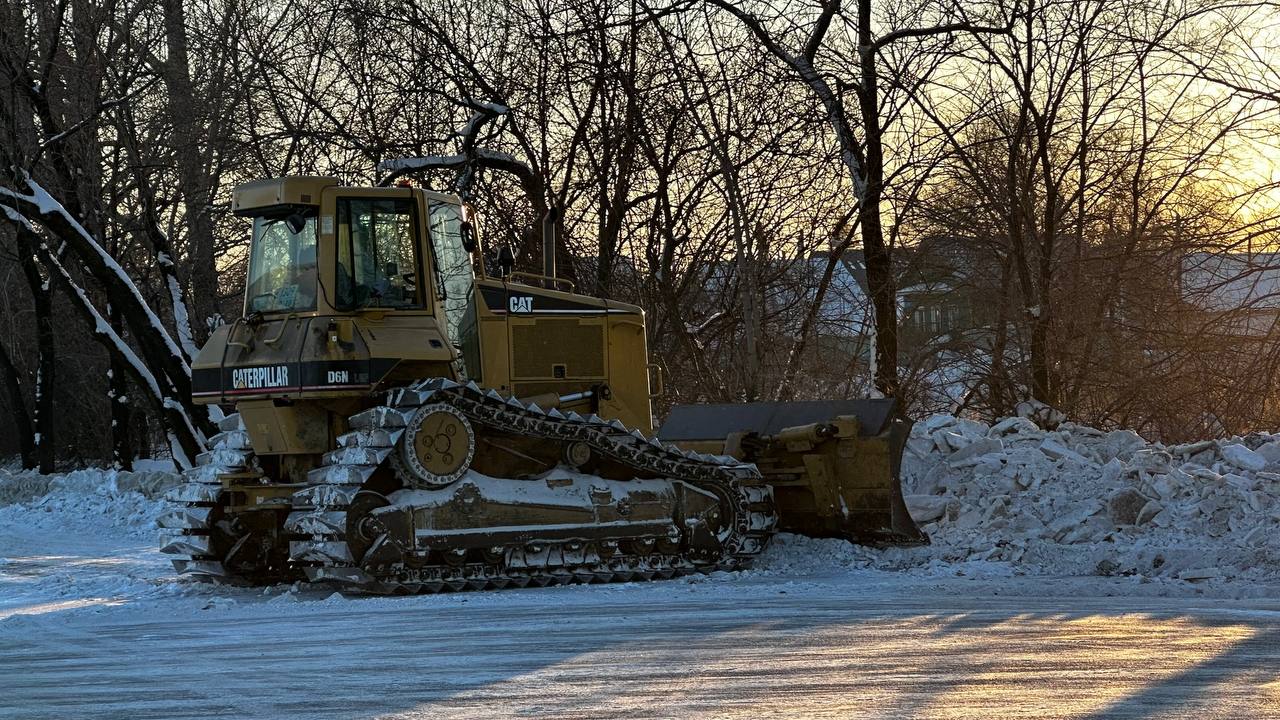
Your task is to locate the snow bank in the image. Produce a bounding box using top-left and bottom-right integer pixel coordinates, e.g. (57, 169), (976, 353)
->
(0, 467), (181, 541)
(883, 412), (1280, 585)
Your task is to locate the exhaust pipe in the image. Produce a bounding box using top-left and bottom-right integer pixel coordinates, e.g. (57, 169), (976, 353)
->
(542, 207), (558, 280)
(519, 389), (594, 411)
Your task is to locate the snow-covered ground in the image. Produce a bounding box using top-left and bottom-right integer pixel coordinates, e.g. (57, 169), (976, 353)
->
(3, 411), (1280, 719)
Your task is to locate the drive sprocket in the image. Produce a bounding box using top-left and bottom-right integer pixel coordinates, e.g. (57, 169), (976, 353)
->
(391, 402), (476, 488)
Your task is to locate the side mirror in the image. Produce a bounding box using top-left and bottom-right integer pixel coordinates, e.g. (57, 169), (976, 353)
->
(497, 245), (515, 278)
(460, 221), (477, 253)
(285, 212), (308, 235)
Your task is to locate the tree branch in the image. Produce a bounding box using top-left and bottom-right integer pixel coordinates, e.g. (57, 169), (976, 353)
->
(872, 18), (1014, 55)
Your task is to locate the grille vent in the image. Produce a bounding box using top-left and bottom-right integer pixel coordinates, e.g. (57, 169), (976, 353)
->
(512, 320), (605, 378)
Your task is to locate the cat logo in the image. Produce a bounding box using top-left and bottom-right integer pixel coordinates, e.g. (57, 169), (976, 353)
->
(508, 295), (534, 313)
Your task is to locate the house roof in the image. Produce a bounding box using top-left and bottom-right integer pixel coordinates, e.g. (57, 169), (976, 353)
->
(1181, 252), (1280, 311)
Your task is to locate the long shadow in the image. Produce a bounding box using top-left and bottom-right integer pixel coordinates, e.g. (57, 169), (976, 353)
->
(1, 579), (863, 720)
(875, 602), (1280, 720)
(1075, 623), (1280, 720)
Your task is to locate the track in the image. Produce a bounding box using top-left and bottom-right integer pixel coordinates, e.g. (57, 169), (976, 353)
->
(286, 378), (777, 593)
(157, 413), (259, 580)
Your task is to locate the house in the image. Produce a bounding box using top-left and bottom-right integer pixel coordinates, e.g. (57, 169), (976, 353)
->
(1179, 252), (1280, 336)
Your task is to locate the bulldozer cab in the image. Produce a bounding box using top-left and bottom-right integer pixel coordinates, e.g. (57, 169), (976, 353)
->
(236, 177), (478, 368)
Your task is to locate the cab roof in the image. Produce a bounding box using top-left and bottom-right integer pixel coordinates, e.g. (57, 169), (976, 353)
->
(232, 176), (464, 217)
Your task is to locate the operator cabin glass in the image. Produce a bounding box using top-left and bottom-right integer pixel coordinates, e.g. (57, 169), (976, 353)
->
(429, 202), (474, 344)
(245, 214), (319, 313)
(337, 198), (422, 309)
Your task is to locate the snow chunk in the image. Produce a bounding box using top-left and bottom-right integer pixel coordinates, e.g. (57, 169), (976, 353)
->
(1220, 443), (1267, 472)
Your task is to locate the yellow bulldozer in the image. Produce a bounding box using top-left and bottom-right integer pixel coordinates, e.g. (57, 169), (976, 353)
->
(159, 176), (923, 593)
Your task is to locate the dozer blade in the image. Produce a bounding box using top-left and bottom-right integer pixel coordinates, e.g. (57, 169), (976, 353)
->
(657, 399), (926, 546)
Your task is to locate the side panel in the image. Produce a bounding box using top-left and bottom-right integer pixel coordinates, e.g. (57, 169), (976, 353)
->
(238, 399), (331, 455)
(473, 278), (653, 431)
(191, 314), (453, 403)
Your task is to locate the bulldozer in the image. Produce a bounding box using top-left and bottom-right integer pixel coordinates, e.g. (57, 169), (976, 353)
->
(159, 176), (923, 594)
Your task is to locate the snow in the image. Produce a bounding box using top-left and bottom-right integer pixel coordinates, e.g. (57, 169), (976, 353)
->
(684, 310), (725, 335)
(4, 424), (1280, 717)
(379, 155), (467, 172)
(894, 413), (1280, 588)
(165, 270), (199, 362)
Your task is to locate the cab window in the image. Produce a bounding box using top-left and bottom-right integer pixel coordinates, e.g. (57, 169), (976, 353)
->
(336, 198), (421, 309)
(245, 214), (317, 313)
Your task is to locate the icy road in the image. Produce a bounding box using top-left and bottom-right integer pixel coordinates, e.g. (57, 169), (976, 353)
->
(2, 522), (1279, 719)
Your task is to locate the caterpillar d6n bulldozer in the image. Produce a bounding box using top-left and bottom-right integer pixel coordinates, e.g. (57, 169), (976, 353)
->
(160, 176), (923, 594)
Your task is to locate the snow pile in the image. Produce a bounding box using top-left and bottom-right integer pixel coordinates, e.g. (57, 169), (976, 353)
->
(0, 466), (181, 541)
(891, 412), (1280, 583)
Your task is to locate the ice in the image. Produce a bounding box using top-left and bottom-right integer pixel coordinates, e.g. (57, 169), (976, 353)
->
(1221, 443), (1267, 472)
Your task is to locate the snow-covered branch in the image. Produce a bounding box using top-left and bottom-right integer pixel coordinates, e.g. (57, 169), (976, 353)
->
(0, 176), (191, 375)
(0, 205), (202, 468)
(156, 249), (200, 362)
(377, 98), (537, 200)
(378, 155), (467, 173)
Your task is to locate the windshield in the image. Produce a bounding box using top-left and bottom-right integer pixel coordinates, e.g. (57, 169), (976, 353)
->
(245, 214), (318, 313)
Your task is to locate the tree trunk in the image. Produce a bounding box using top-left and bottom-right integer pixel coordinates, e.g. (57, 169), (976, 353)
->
(0, 339), (36, 470)
(14, 226), (56, 473)
(857, 0), (898, 399)
(19, 222), (204, 467)
(117, 103), (201, 363)
(160, 0), (219, 344)
(109, 304), (133, 471)
(2, 181), (212, 442)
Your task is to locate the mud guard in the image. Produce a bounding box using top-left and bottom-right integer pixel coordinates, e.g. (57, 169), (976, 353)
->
(657, 399), (927, 546)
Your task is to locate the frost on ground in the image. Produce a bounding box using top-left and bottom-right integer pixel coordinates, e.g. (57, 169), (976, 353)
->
(0, 466), (185, 615)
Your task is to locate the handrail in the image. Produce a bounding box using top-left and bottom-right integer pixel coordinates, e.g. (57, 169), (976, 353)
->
(226, 317), (254, 351)
(263, 314), (298, 346)
(508, 271), (574, 292)
(647, 363), (665, 398)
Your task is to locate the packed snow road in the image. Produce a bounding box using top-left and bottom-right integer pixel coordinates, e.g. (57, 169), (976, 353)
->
(6, 588), (1280, 719)
(2, 517), (1278, 719)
